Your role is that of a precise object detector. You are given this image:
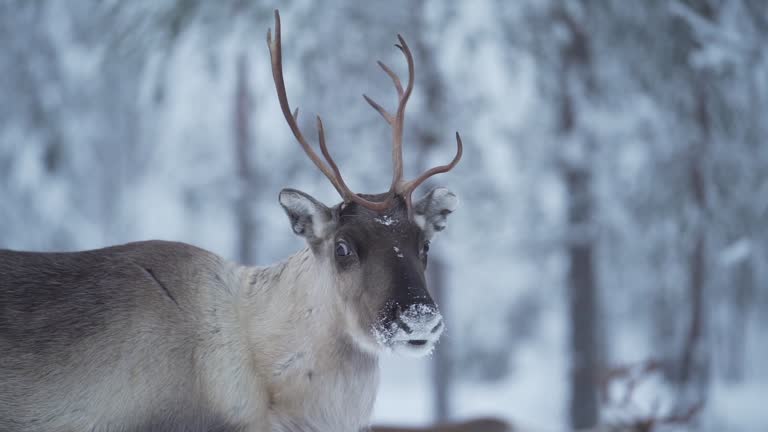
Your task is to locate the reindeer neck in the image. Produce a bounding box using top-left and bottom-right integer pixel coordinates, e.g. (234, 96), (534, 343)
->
(237, 248), (352, 360)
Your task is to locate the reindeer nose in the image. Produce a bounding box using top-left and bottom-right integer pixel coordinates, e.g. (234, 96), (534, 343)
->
(431, 319), (443, 334)
(394, 303), (443, 340)
(396, 316), (443, 335)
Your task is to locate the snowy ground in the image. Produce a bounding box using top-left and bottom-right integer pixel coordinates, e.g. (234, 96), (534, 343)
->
(372, 303), (768, 432)
(373, 304), (568, 431)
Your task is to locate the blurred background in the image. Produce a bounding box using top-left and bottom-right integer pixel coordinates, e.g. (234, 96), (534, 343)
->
(1, 0), (766, 431)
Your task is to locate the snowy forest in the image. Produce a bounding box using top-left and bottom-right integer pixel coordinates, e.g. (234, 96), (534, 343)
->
(1, 0), (766, 431)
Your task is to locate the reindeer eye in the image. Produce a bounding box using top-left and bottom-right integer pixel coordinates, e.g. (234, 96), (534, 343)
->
(335, 241), (352, 257)
(422, 241), (430, 254)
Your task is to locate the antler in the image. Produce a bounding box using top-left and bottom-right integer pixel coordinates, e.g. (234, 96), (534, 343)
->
(362, 36), (463, 212)
(268, 9), (462, 215)
(267, 10), (392, 211)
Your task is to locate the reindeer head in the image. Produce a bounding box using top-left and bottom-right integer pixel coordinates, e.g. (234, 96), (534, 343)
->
(267, 11), (461, 357)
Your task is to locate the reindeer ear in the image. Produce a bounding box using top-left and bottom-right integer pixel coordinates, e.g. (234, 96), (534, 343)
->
(279, 189), (334, 244)
(413, 187), (459, 239)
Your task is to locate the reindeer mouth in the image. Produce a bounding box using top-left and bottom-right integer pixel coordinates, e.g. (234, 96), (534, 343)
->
(391, 337), (438, 357)
(372, 331), (440, 357)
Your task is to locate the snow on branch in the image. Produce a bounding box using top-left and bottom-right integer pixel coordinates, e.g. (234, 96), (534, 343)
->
(596, 359), (704, 432)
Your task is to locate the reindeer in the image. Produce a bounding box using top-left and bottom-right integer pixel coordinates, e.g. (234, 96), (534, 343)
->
(0, 10), (462, 432)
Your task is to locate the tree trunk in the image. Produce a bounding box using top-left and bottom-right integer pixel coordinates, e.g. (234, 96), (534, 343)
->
(678, 84), (709, 390)
(723, 257), (752, 382)
(679, 232), (705, 384)
(555, 7), (599, 430)
(428, 255), (451, 421)
(234, 53), (256, 264)
(408, 7), (453, 423)
(564, 166), (599, 430)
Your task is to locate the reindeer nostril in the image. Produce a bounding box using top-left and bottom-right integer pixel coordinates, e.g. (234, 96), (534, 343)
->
(431, 319), (443, 334)
(395, 316), (413, 334)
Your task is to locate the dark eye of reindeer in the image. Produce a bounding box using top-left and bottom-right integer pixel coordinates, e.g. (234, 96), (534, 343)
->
(335, 241), (352, 257)
(422, 241), (430, 254)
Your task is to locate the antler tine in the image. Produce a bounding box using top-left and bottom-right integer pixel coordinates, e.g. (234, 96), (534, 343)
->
(377, 60), (404, 97)
(363, 40), (413, 125)
(361, 35), (414, 197)
(399, 132), (464, 195)
(361, 55), (408, 129)
(266, 10), (345, 197)
(362, 94), (394, 125)
(390, 35), (415, 193)
(363, 56), (403, 126)
(316, 117), (393, 211)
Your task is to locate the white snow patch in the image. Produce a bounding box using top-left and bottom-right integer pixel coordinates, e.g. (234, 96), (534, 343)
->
(372, 320), (397, 349)
(393, 246), (404, 258)
(375, 215), (397, 226)
(371, 303), (440, 352)
(399, 303), (437, 328)
(719, 238), (752, 267)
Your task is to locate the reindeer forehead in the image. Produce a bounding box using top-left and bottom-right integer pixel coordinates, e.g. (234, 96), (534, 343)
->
(336, 200), (421, 243)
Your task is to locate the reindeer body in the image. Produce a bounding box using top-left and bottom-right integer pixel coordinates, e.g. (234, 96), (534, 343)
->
(0, 241), (377, 431)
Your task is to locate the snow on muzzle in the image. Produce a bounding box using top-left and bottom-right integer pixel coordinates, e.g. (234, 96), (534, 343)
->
(373, 303), (444, 357)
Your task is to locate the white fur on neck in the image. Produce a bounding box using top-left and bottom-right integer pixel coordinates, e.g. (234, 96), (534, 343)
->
(233, 249), (379, 431)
